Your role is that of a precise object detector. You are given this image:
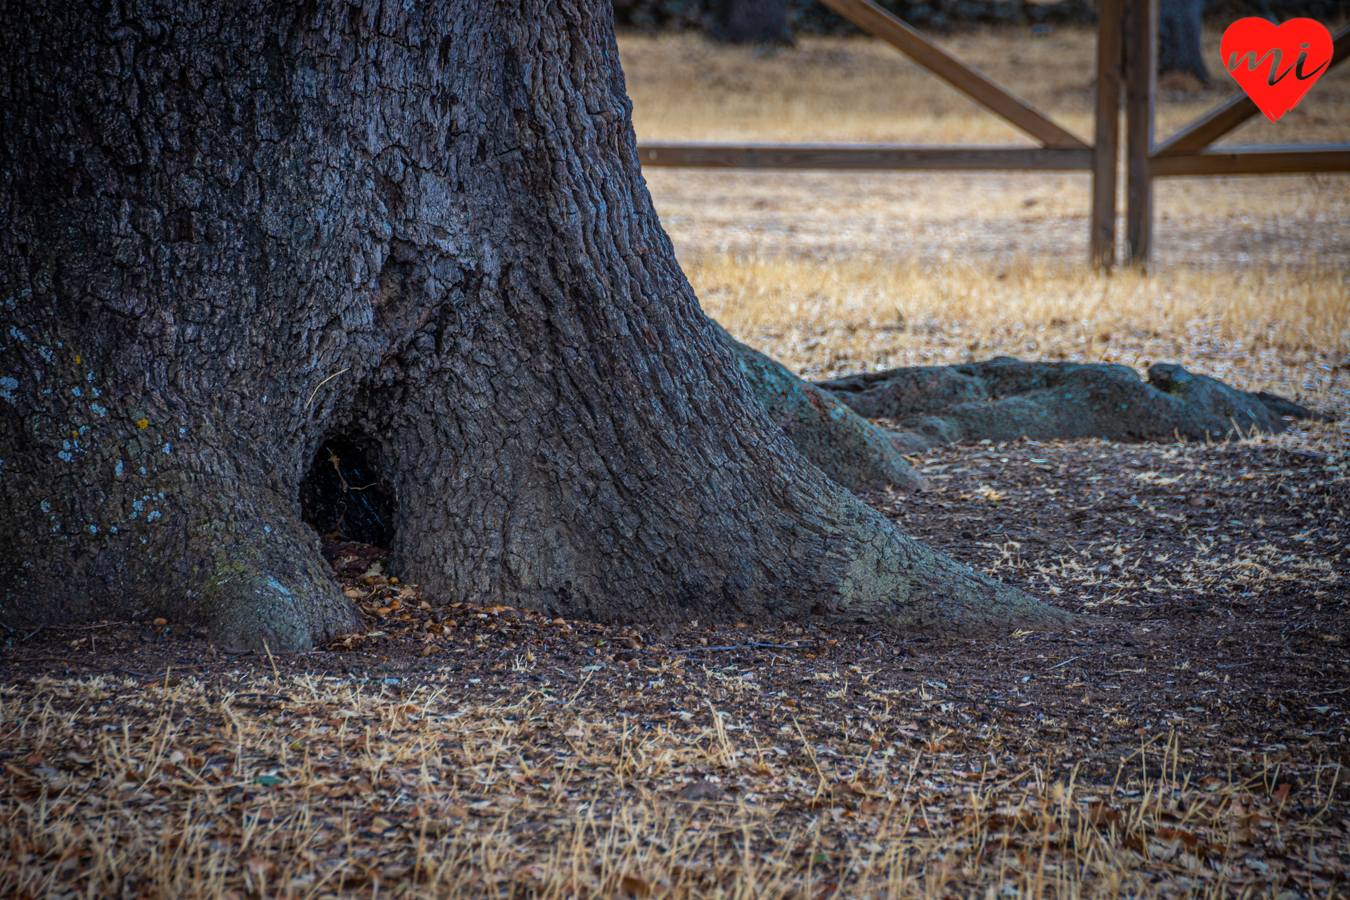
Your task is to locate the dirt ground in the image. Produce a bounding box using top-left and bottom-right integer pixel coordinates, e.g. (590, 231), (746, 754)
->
(6, 430), (1349, 766)
(3, 421), (1348, 897)
(644, 168), (1350, 272)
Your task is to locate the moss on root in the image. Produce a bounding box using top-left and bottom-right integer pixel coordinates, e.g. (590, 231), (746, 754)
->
(194, 524), (359, 652)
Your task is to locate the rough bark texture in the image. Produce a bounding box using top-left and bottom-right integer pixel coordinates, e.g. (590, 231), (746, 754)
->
(817, 358), (1327, 446)
(1159, 0), (1209, 83)
(1, 0), (1058, 651)
(711, 0), (794, 44)
(716, 325), (927, 493)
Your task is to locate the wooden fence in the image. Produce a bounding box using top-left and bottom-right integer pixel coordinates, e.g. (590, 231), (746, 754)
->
(635, 0), (1350, 268)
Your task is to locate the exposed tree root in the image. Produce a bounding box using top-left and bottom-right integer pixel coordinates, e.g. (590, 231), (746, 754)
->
(715, 325), (926, 493)
(816, 357), (1329, 449)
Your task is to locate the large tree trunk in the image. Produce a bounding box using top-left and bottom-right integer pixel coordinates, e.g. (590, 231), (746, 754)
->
(1158, 0), (1209, 84)
(712, 0), (794, 45)
(0, 0), (1056, 651)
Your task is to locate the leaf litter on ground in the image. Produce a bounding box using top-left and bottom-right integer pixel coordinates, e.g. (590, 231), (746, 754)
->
(3, 417), (1348, 898)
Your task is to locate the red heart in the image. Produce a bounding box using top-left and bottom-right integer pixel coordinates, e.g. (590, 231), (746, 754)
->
(1220, 18), (1333, 122)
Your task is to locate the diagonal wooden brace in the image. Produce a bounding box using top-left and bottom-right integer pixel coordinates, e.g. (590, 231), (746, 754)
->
(1153, 23), (1350, 158)
(816, 0), (1090, 150)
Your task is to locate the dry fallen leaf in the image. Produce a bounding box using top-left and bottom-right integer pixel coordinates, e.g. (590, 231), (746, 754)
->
(674, 780), (727, 802)
(245, 857), (278, 878)
(619, 874), (653, 897)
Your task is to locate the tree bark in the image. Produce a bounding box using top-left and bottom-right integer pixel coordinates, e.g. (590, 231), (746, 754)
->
(717, 326), (928, 493)
(0, 0), (1058, 651)
(712, 0), (794, 45)
(1158, 0), (1209, 84)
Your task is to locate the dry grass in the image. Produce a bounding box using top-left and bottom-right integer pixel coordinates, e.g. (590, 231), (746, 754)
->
(641, 166), (1350, 271)
(619, 25), (1350, 147)
(687, 254), (1350, 419)
(3, 673), (1346, 899)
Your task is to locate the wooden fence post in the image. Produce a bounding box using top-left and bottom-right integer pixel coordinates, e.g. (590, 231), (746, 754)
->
(1091, 0), (1125, 268)
(637, 1), (1345, 272)
(1124, 0), (1157, 266)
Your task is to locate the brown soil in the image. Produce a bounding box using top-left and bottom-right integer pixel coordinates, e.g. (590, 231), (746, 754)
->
(3, 433), (1347, 896)
(7, 433), (1346, 765)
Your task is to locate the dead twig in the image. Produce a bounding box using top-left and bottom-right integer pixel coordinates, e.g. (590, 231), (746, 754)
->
(671, 641), (818, 655)
(19, 621), (130, 642)
(137, 664), (211, 680)
(305, 367), (350, 408)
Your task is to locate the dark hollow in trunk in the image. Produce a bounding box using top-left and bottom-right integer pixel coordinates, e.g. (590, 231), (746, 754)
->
(1158, 0), (1209, 83)
(712, 0), (794, 45)
(299, 437), (398, 549)
(1, 0), (1058, 651)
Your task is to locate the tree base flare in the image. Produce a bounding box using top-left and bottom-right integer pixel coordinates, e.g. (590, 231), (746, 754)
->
(195, 527), (362, 654)
(718, 325), (926, 493)
(2, 0), (1091, 649)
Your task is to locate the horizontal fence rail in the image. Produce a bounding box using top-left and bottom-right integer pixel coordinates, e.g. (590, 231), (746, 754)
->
(1151, 144), (1350, 177)
(636, 144), (1093, 171)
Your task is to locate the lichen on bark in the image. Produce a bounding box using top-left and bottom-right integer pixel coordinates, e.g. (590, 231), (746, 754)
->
(716, 324), (926, 493)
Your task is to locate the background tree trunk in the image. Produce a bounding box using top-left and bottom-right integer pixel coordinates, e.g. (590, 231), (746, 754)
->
(1158, 0), (1209, 83)
(712, 0), (794, 44)
(1, 0), (1057, 651)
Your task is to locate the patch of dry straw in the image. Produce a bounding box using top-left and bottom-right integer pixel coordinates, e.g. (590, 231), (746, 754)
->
(689, 253), (1348, 414)
(3, 675), (1345, 898)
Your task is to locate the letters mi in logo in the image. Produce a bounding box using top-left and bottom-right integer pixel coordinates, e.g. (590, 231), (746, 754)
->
(1220, 18), (1334, 122)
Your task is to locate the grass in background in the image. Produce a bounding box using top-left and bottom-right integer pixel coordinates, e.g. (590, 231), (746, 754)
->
(688, 253), (1350, 363)
(619, 25), (1350, 147)
(687, 253), (1349, 424)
